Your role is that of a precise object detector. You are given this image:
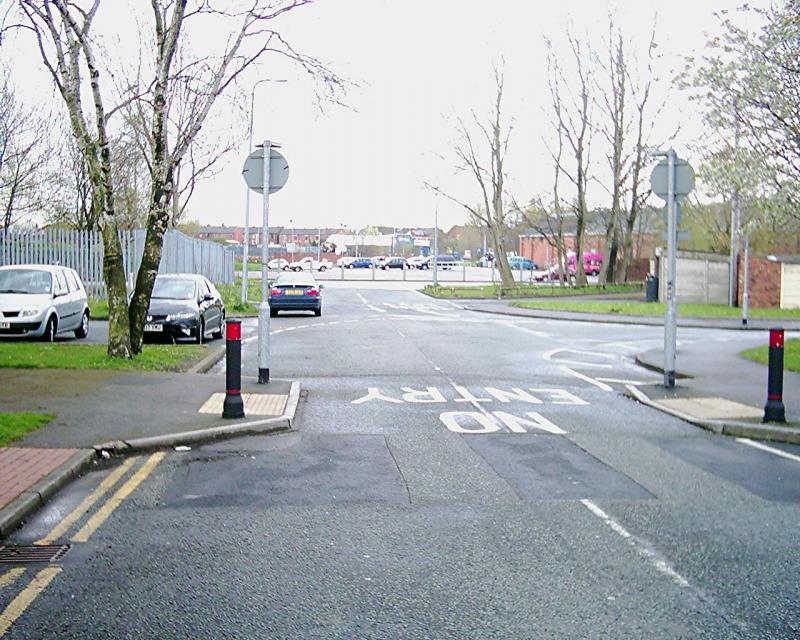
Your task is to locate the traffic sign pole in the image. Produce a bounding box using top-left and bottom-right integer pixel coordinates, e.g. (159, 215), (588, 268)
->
(258, 139), (272, 384)
(664, 148), (677, 388)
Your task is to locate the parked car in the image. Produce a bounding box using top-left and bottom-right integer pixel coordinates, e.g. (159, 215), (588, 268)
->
(476, 255), (494, 268)
(566, 251), (603, 276)
(0, 264), (90, 341)
(346, 257), (374, 269)
(407, 256), (430, 270)
(336, 256), (355, 268)
(269, 272), (323, 317)
(143, 274), (225, 344)
(381, 257), (408, 270)
(267, 258), (289, 270)
(287, 257), (333, 272)
(509, 256), (539, 270)
(372, 256), (388, 268)
(434, 255), (457, 270)
(534, 265), (577, 284)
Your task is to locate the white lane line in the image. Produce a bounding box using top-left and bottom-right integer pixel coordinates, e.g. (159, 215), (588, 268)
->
(596, 377), (660, 386)
(542, 348), (615, 369)
(559, 366), (613, 392)
(736, 438), (800, 463)
(355, 291), (386, 313)
(506, 323), (550, 338)
(581, 499), (690, 588)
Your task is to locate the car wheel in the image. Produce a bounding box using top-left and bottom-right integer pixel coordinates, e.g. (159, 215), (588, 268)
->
(74, 310), (89, 339)
(319, 265), (327, 272)
(41, 316), (57, 342)
(314, 307), (321, 317)
(569, 275), (577, 286)
(293, 266), (301, 272)
(212, 313), (224, 339)
(270, 308), (278, 318)
(195, 318), (205, 344)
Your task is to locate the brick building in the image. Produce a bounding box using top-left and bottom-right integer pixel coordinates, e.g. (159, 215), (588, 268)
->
(739, 254), (800, 309)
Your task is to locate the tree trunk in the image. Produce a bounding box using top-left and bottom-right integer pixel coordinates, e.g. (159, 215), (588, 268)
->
(490, 225), (515, 289)
(129, 172), (174, 354)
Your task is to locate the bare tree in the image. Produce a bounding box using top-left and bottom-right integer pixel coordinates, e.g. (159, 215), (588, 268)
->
(544, 34), (593, 286)
(0, 67), (49, 230)
(16, 0), (344, 355)
(429, 65), (515, 289)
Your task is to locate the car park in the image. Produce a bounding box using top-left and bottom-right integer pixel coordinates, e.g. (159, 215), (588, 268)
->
(287, 257), (333, 272)
(269, 272), (323, 317)
(346, 257), (374, 269)
(267, 258), (289, 270)
(381, 257), (408, 269)
(0, 264), (90, 341)
(143, 274), (225, 343)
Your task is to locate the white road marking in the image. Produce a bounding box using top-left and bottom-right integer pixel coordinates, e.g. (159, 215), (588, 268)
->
(506, 323), (550, 338)
(355, 291), (386, 313)
(595, 377), (659, 386)
(559, 366), (613, 392)
(543, 348), (615, 369)
(736, 438), (800, 463)
(581, 499), (690, 588)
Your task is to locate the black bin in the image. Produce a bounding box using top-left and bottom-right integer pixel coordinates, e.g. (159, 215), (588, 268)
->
(645, 274), (659, 302)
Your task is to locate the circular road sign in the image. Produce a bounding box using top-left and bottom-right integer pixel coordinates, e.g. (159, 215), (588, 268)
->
(650, 158), (695, 201)
(242, 148), (289, 194)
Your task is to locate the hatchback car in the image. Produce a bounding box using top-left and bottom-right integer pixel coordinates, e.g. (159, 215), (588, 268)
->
(509, 257), (539, 270)
(346, 257), (373, 269)
(143, 274), (225, 343)
(269, 272), (323, 317)
(381, 257), (408, 269)
(0, 264), (90, 341)
(267, 258), (289, 270)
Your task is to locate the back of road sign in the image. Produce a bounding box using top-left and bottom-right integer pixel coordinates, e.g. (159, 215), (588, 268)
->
(242, 148), (289, 194)
(650, 158), (695, 200)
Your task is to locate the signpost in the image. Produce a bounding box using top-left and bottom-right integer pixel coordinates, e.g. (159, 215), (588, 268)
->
(242, 142), (289, 384)
(650, 149), (694, 388)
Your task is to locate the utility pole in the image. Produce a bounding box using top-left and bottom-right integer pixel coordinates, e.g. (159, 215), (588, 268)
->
(664, 148), (677, 388)
(258, 139), (272, 384)
(433, 193), (439, 287)
(729, 100), (741, 307)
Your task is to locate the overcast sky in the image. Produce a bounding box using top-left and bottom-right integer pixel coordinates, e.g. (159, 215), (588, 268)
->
(7, 0), (770, 232)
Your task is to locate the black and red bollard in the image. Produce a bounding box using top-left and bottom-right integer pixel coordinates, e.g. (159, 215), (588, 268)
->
(763, 327), (786, 423)
(222, 319), (245, 419)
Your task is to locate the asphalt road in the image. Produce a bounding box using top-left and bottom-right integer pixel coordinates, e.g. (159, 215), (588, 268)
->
(4, 283), (800, 639)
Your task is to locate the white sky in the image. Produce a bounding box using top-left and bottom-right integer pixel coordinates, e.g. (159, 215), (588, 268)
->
(5, 0), (770, 232)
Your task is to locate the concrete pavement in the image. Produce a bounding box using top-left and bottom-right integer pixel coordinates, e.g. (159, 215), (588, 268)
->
(0, 352), (299, 537)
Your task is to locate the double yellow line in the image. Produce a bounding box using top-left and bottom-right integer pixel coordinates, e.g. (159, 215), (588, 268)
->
(0, 452), (165, 637)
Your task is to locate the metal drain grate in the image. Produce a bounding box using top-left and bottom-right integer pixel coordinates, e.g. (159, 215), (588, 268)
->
(0, 545), (70, 563)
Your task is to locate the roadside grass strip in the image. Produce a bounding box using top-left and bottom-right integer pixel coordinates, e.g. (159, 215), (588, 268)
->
(511, 298), (800, 318)
(424, 283), (643, 299)
(0, 566), (61, 636)
(0, 413), (54, 447)
(0, 343), (207, 371)
(72, 452), (165, 543)
(740, 338), (800, 373)
(35, 458), (137, 546)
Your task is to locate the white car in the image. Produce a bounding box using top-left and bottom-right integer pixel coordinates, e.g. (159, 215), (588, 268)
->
(267, 258), (289, 270)
(0, 264), (90, 341)
(287, 257), (333, 272)
(336, 256), (355, 268)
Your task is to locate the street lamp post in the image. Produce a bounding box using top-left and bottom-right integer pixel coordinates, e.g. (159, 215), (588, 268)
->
(241, 78), (286, 305)
(289, 218), (294, 262)
(433, 193), (439, 287)
(317, 227), (321, 261)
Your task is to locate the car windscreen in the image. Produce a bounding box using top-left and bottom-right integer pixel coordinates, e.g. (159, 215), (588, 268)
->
(0, 269), (52, 295)
(151, 278), (196, 300)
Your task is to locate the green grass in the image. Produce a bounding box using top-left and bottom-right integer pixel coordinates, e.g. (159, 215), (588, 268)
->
(0, 343), (208, 371)
(423, 282), (643, 299)
(216, 279), (265, 315)
(741, 338), (800, 373)
(511, 299), (800, 318)
(0, 412), (54, 446)
(88, 297), (108, 319)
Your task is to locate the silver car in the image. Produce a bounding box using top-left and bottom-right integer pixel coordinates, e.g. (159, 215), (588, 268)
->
(0, 264), (90, 341)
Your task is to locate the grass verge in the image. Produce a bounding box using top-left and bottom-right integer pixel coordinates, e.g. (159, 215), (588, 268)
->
(0, 343), (208, 371)
(423, 282), (643, 299)
(511, 298), (800, 318)
(741, 338), (800, 373)
(0, 412), (54, 446)
(88, 297), (108, 320)
(217, 280), (264, 315)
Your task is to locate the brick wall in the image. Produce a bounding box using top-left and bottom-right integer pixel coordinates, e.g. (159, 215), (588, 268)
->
(739, 255), (781, 308)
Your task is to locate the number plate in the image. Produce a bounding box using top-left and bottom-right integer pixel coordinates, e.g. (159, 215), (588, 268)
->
(0, 322), (9, 329)
(144, 323), (163, 332)
(285, 289), (304, 295)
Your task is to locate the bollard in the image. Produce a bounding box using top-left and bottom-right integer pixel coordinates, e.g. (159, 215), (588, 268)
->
(222, 319), (245, 419)
(763, 327), (786, 423)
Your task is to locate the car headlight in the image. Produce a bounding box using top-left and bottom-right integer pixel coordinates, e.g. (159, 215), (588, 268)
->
(166, 312), (196, 321)
(20, 308), (42, 317)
